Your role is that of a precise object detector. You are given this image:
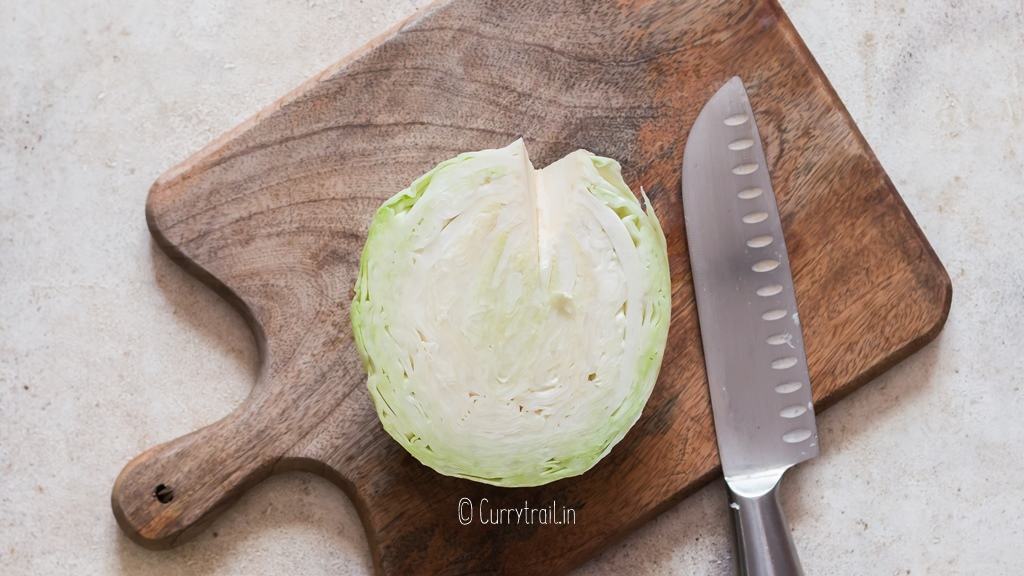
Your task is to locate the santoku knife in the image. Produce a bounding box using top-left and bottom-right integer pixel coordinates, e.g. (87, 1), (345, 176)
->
(681, 76), (820, 576)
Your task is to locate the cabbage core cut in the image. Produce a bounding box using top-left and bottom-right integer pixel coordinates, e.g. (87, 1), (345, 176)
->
(351, 140), (671, 487)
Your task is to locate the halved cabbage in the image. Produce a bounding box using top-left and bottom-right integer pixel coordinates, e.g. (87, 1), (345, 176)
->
(351, 140), (670, 487)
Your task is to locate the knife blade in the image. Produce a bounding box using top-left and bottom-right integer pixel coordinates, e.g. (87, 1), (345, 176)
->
(682, 76), (819, 576)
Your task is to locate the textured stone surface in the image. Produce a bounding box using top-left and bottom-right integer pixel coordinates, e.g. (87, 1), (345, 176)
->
(1, 1), (1020, 574)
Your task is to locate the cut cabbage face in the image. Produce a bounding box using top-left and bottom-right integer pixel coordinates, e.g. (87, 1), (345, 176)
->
(351, 140), (671, 487)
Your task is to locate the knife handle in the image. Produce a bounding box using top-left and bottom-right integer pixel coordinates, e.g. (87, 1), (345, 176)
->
(727, 472), (805, 576)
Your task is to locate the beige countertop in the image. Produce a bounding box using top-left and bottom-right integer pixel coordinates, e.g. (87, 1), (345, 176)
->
(2, 1), (1021, 573)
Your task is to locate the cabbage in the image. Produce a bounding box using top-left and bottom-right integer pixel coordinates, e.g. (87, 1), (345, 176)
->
(351, 139), (671, 487)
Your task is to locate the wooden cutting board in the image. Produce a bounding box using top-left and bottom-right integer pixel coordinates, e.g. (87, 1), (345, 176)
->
(112, 0), (951, 573)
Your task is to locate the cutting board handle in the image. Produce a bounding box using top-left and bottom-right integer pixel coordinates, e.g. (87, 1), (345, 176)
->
(111, 393), (283, 548)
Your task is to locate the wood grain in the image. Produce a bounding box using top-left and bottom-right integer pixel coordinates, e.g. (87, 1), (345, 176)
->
(111, 1), (951, 574)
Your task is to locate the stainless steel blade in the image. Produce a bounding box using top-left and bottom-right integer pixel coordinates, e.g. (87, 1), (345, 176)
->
(682, 77), (818, 481)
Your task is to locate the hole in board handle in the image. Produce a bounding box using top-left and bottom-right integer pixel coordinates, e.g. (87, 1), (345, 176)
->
(154, 484), (174, 504)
